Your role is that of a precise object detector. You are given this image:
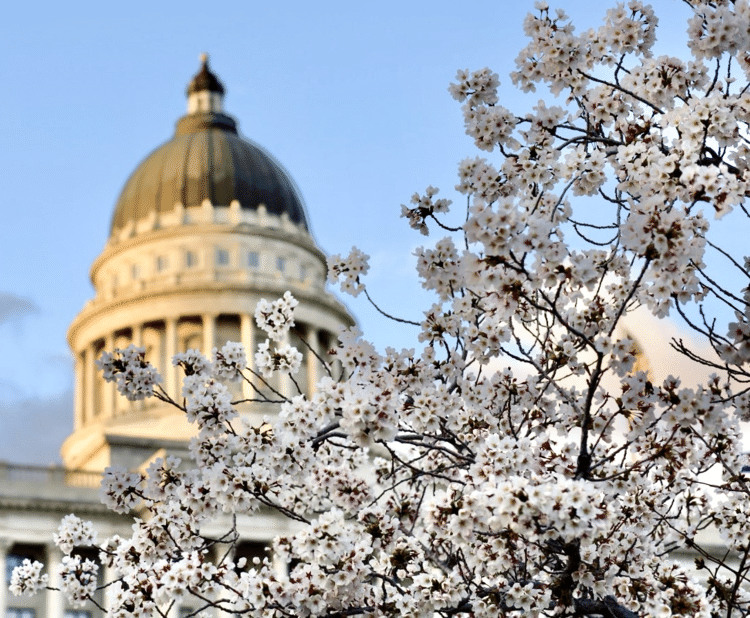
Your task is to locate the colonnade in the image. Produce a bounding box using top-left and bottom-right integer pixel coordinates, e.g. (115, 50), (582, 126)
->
(75, 313), (334, 429)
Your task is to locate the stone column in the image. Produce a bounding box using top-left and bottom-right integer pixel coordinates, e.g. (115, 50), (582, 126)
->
(131, 324), (144, 413)
(272, 549), (288, 578)
(240, 314), (254, 401)
(132, 323), (143, 347)
(74, 354), (84, 430)
(46, 546), (64, 618)
(165, 317), (178, 399)
(102, 563), (115, 614)
(280, 331), (292, 399)
(84, 343), (96, 425)
(103, 333), (115, 418)
(0, 539), (11, 618)
(202, 314), (216, 356)
(306, 328), (320, 396)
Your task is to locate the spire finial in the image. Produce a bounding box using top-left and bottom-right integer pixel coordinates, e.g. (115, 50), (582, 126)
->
(187, 54), (225, 96)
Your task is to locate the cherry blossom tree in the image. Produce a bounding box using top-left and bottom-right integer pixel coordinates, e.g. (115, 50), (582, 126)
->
(11, 0), (750, 616)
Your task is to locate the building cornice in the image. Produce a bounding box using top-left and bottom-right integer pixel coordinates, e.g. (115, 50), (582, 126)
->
(68, 278), (354, 349)
(0, 495), (113, 515)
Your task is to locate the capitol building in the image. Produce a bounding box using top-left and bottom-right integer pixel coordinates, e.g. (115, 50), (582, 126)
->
(0, 57), (353, 618)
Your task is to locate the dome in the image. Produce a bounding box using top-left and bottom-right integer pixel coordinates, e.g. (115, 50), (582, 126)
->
(110, 57), (308, 236)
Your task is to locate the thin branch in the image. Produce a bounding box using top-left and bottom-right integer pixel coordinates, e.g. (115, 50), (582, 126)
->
(363, 288), (421, 326)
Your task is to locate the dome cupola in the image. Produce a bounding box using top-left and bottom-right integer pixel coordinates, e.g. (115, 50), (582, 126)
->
(110, 55), (309, 238)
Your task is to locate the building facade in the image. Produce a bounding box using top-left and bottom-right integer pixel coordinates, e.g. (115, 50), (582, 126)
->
(0, 56), (354, 618)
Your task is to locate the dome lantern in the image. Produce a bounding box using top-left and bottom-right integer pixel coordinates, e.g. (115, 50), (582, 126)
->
(187, 53), (225, 114)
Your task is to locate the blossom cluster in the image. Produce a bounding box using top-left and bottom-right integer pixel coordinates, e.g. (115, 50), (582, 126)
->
(59, 555), (99, 607)
(254, 291), (298, 341)
(183, 374), (237, 433)
(254, 340), (303, 378)
(99, 467), (144, 514)
(54, 514), (98, 555)
(96, 345), (162, 401)
(172, 348), (212, 376)
(213, 341), (246, 382)
(400, 186), (453, 235)
(327, 247), (370, 297)
(9, 560), (48, 597)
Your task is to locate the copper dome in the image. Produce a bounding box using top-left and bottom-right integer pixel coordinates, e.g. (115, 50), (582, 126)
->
(110, 58), (308, 236)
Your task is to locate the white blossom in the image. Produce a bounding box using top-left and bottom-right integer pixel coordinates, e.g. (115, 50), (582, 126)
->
(59, 555), (99, 607)
(54, 514), (98, 555)
(9, 560), (48, 597)
(172, 348), (212, 376)
(254, 291), (299, 341)
(254, 340), (303, 377)
(327, 247), (370, 296)
(212, 341), (246, 382)
(97, 345), (162, 401)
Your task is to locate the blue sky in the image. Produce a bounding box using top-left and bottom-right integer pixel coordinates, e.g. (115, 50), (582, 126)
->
(0, 0), (701, 465)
